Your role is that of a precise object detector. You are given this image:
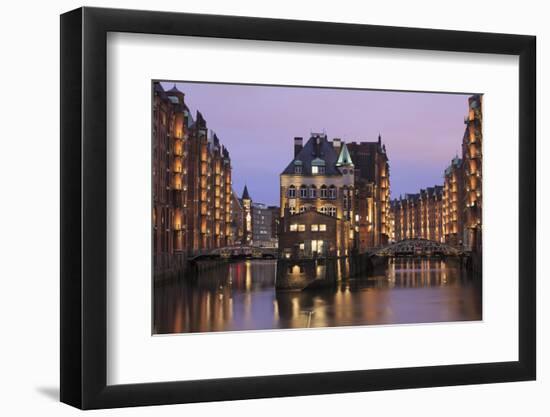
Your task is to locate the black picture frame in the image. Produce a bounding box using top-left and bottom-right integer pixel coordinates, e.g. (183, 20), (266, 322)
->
(60, 6), (536, 410)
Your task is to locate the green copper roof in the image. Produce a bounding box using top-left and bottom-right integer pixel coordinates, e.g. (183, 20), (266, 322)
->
(336, 143), (354, 167)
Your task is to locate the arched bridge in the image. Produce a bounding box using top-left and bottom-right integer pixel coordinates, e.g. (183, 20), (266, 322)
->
(372, 238), (463, 257)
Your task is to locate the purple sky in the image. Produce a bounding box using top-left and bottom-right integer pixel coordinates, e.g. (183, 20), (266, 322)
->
(161, 81), (473, 206)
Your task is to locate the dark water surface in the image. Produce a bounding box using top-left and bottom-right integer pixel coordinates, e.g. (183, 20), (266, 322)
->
(153, 258), (482, 334)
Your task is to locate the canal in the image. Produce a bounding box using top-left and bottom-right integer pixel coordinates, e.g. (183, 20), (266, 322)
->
(153, 258), (482, 334)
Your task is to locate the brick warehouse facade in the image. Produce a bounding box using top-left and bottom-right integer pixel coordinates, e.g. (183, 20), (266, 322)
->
(443, 156), (465, 246)
(391, 186), (444, 242)
(278, 209), (349, 258)
(152, 83), (233, 278)
(389, 94), (482, 250)
(347, 135), (391, 250)
(462, 94), (483, 252)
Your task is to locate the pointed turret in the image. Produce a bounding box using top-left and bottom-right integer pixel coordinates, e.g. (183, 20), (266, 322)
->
(336, 142), (354, 167)
(166, 84), (185, 105)
(167, 84), (182, 94)
(242, 185), (251, 200)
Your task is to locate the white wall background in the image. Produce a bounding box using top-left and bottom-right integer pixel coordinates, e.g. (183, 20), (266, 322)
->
(0, 0), (545, 416)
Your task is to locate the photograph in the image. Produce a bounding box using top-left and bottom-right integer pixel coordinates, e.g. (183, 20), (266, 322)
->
(152, 81), (483, 334)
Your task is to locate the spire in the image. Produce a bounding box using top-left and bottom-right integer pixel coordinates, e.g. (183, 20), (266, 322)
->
(378, 133), (382, 144)
(242, 184), (250, 200)
(336, 143), (354, 167)
(167, 84), (182, 94)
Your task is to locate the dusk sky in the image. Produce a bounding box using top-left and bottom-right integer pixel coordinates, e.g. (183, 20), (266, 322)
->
(161, 81), (474, 206)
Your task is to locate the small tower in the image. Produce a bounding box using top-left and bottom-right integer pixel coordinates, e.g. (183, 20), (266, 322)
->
(241, 185), (252, 245)
(336, 142), (354, 169)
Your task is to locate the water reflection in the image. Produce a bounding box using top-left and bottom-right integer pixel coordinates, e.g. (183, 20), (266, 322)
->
(153, 258), (481, 334)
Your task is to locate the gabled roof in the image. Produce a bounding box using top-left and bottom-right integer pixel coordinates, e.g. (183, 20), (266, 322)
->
(281, 134), (341, 176)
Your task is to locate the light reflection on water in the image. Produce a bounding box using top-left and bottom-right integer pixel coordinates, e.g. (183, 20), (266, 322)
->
(153, 258), (481, 334)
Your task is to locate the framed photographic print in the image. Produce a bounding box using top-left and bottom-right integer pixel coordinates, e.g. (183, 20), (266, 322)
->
(60, 6), (536, 409)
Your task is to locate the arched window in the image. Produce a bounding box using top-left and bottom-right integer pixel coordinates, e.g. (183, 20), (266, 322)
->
(300, 185), (308, 198)
(309, 185), (317, 199)
(320, 185), (328, 199)
(328, 185), (337, 199)
(288, 185), (296, 198)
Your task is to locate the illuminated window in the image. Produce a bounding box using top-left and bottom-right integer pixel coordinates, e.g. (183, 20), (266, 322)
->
(321, 206), (336, 217)
(311, 166), (318, 175)
(311, 224), (319, 232)
(319, 224), (327, 232)
(312, 240), (324, 254)
(290, 224), (298, 232)
(299, 243), (305, 250)
(298, 224), (306, 232)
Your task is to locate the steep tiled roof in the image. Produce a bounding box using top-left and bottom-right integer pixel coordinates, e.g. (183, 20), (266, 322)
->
(281, 134), (341, 176)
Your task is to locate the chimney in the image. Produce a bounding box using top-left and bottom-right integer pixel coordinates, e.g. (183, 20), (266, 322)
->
(294, 137), (303, 157)
(332, 138), (341, 151)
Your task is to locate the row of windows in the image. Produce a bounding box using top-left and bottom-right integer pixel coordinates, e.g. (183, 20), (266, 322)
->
(294, 166), (326, 175)
(289, 206), (337, 216)
(287, 185), (352, 199)
(289, 224), (328, 232)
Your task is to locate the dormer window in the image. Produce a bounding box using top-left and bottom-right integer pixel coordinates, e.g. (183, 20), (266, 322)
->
(293, 160), (303, 174)
(311, 158), (325, 175)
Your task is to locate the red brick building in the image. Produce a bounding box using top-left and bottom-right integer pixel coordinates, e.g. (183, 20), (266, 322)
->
(152, 83), (233, 278)
(347, 135), (391, 250)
